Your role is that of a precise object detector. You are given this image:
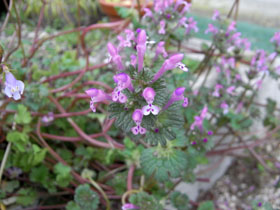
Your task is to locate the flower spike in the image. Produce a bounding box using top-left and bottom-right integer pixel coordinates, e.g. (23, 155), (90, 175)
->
(163, 87), (188, 110)
(131, 109), (146, 135)
(142, 87), (160, 115)
(112, 72), (133, 104)
(85, 88), (111, 112)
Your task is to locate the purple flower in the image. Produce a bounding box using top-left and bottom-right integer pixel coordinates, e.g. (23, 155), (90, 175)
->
(117, 35), (131, 49)
(42, 112), (54, 125)
(226, 86), (235, 95)
(226, 21), (236, 36)
(159, 20), (166, 34)
(255, 79), (263, 89)
(220, 101), (229, 114)
(185, 17), (199, 34)
(276, 66), (280, 75)
(190, 106), (208, 131)
(207, 130), (213, 135)
(107, 42), (124, 70)
(271, 31), (280, 46)
(130, 54), (137, 68)
(4, 72), (24, 101)
(163, 87), (188, 110)
(142, 87), (160, 115)
(85, 88), (111, 112)
(205, 24), (219, 35)
(152, 53), (185, 82)
(122, 203), (140, 210)
(174, 0), (186, 11)
(125, 29), (135, 42)
(178, 17), (188, 28)
(155, 41), (168, 60)
(143, 8), (153, 20)
(180, 2), (191, 15)
(131, 109), (146, 135)
(113, 72), (134, 91)
(212, 9), (220, 21)
(136, 29), (147, 73)
(212, 84), (223, 97)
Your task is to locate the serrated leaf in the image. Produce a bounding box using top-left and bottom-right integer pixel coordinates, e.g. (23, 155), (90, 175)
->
(15, 104), (32, 124)
(129, 192), (163, 210)
(16, 188), (37, 206)
(74, 184), (99, 210)
(170, 191), (190, 210)
(198, 201), (214, 210)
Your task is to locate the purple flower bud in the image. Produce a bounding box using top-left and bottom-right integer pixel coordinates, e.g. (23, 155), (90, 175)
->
(203, 138), (208, 143)
(85, 88), (111, 112)
(131, 109), (146, 135)
(113, 72), (134, 92)
(107, 42), (124, 70)
(166, 14), (171, 19)
(142, 87), (160, 115)
(4, 71), (25, 101)
(42, 112), (54, 125)
(207, 130), (213, 135)
(154, 41), (168, 60)
(136, 29), (147, 73)
(152, 53), (184, 82)
(122, 203), (140, 210)
(163, 87), (188, 110)
(159, 20), (166, 34)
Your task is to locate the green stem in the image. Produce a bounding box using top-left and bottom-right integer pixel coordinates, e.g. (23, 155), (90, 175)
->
(88, 177), (111, 210)
(0, 142), (12, 184)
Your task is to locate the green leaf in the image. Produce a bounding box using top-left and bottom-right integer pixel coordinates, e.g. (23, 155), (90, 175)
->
(7, 131), (29, 152)
(15, 104), (32, 124)
(170, 191), (190, 210)
(66, 201), (81, 210)
(16, 188), (37, 206)
(140, 146), (188, 181)
(74, 184), (99, 210)
(198, 201), (214, 210)
(129, 192), (163, 210)
(54, 163), (73, 187)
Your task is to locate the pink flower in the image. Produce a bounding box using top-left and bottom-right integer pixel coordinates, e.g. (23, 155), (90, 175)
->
(212, 10), (220, 21)
(163, 87), (188, 110)
(159, 20), (166, 34)
(205, 24), (219, 35)
(112, 73), (133, 104)
(130, 54), (137, 68)
(142, 87), (160, 115)
(186, 17), (198, 34)
(212, 84), (223, 97)
(226, 21), (236, 36)
(107, 42), (124, 70)
(122, 203), (140, 210)
(271, 31), (280, 46)
(152, 53), (185, 82)
(131, 109), (146, 135)
(220, 101), (229, 114)
(136, 29), (147, 73)
(85, 88), (111, 112)
(190, 106), (208, 131)
(143, 8), (154, 20)
(155, 41), (168, 60)
(226, 86), (235, 95)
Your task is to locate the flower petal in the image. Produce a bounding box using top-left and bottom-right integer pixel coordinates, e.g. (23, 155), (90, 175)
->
(4, 86), (12, 98)
(118, 92), (127, 103)
(139, 126), (146, 134)
(13, 91), (21, 100)
(131, 126), (139, 135)
(16, 80), (25, 94)
(142, 105), (151, 116)
(151, 105), (160, 115)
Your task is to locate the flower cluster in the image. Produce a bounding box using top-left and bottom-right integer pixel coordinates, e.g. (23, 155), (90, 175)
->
(142, 0), (198, 42)
(85, 29), (189, 144)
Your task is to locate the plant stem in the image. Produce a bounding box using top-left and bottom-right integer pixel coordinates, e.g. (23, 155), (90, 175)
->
(0, 142), (12, 184)
(88, 177), (111, 210)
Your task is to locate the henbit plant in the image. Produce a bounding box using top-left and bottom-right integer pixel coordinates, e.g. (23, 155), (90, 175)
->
(1, 0), (280, 209)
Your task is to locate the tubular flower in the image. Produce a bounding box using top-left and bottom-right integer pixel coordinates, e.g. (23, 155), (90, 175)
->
(205, 24), (219, 35)
(271, 31), (280, 47)
(131, 109), (146, 135)
(226, 86), (235, 95)
(190, 106), (208, 131)
(136, 29), (147, 73)
(185, 17), (199, 34)
(143, 8), (154, 20)
(4, 71), (24, 101)
(85, 88), (111, 112)
(159, 20), (166, 34)
(122, 203), (140, 210)
(163, 87), (188, 110)
(220, 101), (229, 114)
(155, 41), (168, 60)
(142, 87), (160, 115)
(107, 42), (124, 70)
(212, 84), (223, 97)
(112, 73), (133, 103)
(212, 9), (220, 21)
(152, 53), (185, 82)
